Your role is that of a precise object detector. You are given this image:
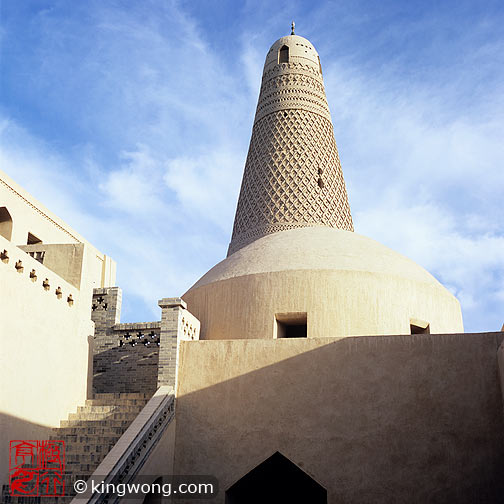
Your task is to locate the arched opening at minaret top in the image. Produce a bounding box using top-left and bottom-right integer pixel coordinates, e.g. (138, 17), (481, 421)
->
(225, 452), (327, 504)
(278, 45), (289, 63)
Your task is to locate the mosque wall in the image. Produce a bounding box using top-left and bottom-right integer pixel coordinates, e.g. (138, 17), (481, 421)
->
(173, 332), (504, 503)
(0, 170), (116, 488)
(0, 233), (93, 486)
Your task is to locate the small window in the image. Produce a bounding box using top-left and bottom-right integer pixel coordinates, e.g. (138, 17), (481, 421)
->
(27, 232), (42, 244)
(278, 45), (289, 64)
(275, 312), (307, 338)
(0, 207), (13, 241)
(410, 318), (430, 334)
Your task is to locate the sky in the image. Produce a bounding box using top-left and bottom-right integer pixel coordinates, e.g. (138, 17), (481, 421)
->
(1, 0), (503, 332)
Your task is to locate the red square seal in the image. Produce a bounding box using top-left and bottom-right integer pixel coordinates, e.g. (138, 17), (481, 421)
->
(9, 440), (65, 497)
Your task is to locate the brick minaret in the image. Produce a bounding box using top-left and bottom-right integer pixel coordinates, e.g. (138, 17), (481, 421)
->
(228, 31), (353, 256)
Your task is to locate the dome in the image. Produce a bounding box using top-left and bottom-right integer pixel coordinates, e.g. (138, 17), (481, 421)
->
(184, 228), (463, 340)
(264, 35), (321, 71)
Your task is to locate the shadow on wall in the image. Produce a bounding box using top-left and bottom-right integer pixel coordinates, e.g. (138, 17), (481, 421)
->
(0, 412), (55, 489)
(93, 344), (160, 394)
(174, 332), (504, 504)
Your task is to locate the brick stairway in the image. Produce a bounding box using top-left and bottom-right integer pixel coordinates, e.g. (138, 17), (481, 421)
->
(2, 393), (150, 504)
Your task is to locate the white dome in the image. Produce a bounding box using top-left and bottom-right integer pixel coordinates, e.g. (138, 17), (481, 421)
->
(184, 228), (463, 340)
(195, 228), (443, 289)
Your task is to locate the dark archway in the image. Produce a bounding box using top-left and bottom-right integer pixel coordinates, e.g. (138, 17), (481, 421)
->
(142, 476), (163, 504)
(225, 452), (327, 504)
(0, 207), (13, 241)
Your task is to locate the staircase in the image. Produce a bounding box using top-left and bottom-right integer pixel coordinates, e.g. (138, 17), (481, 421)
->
(2, 393), (150, 504)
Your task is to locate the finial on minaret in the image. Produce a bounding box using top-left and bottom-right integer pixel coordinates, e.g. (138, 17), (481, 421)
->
(291, 21), (295, 35)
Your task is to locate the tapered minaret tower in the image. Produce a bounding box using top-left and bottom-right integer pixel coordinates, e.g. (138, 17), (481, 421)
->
(185, 27), (463, 342)
(228, 26), (353, 256)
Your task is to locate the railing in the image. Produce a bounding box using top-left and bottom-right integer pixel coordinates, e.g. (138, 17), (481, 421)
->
(72, 386), (175, 504)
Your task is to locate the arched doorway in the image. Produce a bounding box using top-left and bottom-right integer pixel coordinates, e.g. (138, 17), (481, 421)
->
(142, 476), (163, 504)
(225, 452), (327, 504)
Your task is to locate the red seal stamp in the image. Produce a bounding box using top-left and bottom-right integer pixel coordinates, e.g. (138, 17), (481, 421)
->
(9, 440), (65, 497)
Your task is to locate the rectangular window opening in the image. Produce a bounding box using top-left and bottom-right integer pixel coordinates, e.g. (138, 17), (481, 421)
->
(410, 318), (430, 334)
(275, 312), (307, 338)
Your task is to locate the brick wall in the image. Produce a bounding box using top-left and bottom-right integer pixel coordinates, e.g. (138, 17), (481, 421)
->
(91, 290), (200, 394)
(92, 288), (160, 394)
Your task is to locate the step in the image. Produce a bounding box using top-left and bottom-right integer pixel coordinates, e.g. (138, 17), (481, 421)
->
(76, 404), (117, 413)
(64, 442), (112, 453)
(77, 404), (144, 414)
(59, 418), (135, 428)
(13, 394), (151, 503)
(53, 434), (121, 451)
(54, 425), (127, 436)
(85, 397), (149, 406)
(64, 462), (96, 473)
(65, 452), (106, 464)
(92, 392), (151, 400)
(65, 441), (117, 457)
(67, 410), (141, 422)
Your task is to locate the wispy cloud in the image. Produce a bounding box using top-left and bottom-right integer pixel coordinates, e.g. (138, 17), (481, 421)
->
(323, 41), (504, 332)
(1, 1), (502, 331)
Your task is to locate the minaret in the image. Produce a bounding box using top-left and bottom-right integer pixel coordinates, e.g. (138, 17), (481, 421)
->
(227, 27), (353, 256)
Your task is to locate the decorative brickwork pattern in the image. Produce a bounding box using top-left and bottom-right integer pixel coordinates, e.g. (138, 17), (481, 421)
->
(93, 324), (161, 395)
(91, 287), (122, 353)
(255, 63), (331, 123)
(228, 45), (353, 256)
(92, 290), (200, 394)
(92, 288), (160, 394)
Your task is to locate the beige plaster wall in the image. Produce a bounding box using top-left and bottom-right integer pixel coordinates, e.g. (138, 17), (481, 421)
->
(0, 236), (93, 485)
(0, 169), (115, 288)
(0, 171), (116, 487)
(173, 333), (504, 503)
(19, 243), (85, 288)
(1, 170), (82, 245)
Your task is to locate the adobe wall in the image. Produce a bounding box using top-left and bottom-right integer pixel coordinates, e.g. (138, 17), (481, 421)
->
(0, 170), (116, 488)
(0, 235), (92, 487)
(173, 332), (504, 503)
(0, 169), (116, 288)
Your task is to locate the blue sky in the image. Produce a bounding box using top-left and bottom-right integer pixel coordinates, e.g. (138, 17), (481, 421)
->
(1, 0), (503, 332)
